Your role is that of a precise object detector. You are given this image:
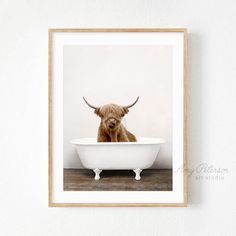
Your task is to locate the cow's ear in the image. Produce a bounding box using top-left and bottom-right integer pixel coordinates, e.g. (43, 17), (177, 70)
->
(94, 108), (103, 117)
(121, 107), (129, 117)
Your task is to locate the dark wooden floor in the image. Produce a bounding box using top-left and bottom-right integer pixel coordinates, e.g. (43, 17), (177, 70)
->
(64, 169), (172, 191)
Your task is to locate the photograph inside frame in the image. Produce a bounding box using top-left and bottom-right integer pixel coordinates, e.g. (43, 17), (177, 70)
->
(63, 44), (173, 191)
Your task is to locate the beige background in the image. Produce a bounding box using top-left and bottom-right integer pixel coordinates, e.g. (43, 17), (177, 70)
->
(1, 0), (236, 235)
(63, 45), (172, 169)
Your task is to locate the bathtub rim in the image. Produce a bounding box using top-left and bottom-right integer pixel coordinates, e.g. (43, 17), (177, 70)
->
(70, 137), (166, 146)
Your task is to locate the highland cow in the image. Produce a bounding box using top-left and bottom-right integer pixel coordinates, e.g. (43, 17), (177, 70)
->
(83, 97), (139, 142)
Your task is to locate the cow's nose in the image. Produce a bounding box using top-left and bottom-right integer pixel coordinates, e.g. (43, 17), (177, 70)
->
(108, 118), (116, 128)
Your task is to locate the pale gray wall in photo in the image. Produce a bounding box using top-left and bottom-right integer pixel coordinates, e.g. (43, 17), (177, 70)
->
(1, 0), (236, 235)
(63, 45), (172, 169)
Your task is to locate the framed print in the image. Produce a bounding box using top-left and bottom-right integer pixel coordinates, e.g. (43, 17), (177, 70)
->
(48, 28), (188, 207)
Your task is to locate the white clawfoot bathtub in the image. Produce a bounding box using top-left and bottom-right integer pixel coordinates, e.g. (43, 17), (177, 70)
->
(70, 137), (165, 180)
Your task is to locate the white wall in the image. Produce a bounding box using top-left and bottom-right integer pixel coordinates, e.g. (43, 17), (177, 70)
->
(0, 0), (236, 235)
(63, 45), (172, 168)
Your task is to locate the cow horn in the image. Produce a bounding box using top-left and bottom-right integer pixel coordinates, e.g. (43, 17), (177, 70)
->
(83, 97), (99, 109)
(123, 96), (139, 109)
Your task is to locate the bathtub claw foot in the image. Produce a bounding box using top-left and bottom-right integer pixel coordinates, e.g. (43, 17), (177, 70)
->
(93, 168), (102, 180)
(133, 168), (142, 180)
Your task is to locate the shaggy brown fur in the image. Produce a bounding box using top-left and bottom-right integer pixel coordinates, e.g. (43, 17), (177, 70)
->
(83, 98), (139, 142)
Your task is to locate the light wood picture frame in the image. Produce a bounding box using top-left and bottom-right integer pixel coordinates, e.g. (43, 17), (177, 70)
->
(48, 28), (188, 207)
